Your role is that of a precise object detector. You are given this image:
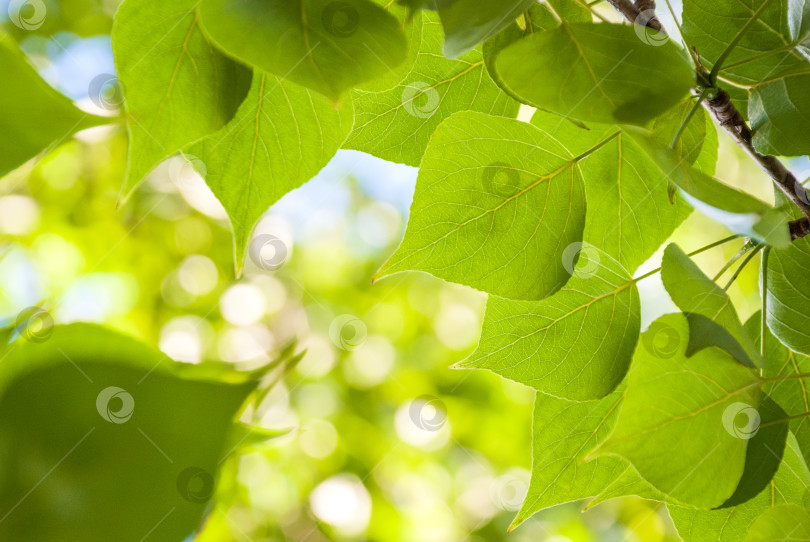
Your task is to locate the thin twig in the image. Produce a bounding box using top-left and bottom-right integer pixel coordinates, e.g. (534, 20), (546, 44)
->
(606, 0), (810, 238)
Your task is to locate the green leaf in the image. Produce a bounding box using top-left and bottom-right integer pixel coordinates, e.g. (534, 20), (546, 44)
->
(749, 74), (810, 156)
(435, 0), (537, 58)
(682, 0), (810, 156)
(358, 0), (423, 92)
(545, 0), (593, 23)
(482, 5), (559, 100)
(0, 324), (257, 541)
(632, 136), (791, 248)
(594, 312), (762, 508)
(722, 396), (789, 507)
(669, 433), (810, 542)
(188, 72), (353, 274)
(495, 22), (694, 125)
(376, 111), (588, 299)
(743, 504), (810, 542)
(224, 422), (291, 453)
(459, 251), (640, 400)
(112, 0), (251, 199)
(482, 2), (592, 107)
(661, 243), (764, 367)
(652, 98), (719, 176)
(685, 312), (758, 368)
(763, 188), (810, 356)
(197, 0), (408, 101)
(682, 0), (809, 87)
(0, 37), (104, 177)
(512, 387), (629, 528)
(748, 311), (810, 467)
(344, 11), (519, 167)
(529, 112), (693, 272)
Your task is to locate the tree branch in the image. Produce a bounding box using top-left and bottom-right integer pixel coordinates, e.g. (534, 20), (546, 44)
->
(606, 0), (810, 240)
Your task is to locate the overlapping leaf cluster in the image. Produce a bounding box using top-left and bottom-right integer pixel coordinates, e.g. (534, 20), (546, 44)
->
(4, 0), (810, 538)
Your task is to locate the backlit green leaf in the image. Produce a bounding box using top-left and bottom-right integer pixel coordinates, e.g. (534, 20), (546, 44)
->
(188, 72), (353, 274)
(743, 504), (810, 542)
(749, 74), (810, 156)
(669, 433), (810, 542)
(197, 0), (408, 101)
(459, 251), (639, 400)
(748, 310), (810, 466)
(0, 38), (104, 177)
(595, 312), (762, 508)
(632, 137), (791, 248)
(529, 112), (693, 273)
(661, 243), (764, 367)
(496, 22), (694, 125)
(112, 0), (251, 199)
(435, 0), (537, 58)
(682, 0), (810, 156)
(345, 12), (519, 167)
(652, 98), (719, 176)
(512, 387), (628, 527)
(376, 111), (588, 299)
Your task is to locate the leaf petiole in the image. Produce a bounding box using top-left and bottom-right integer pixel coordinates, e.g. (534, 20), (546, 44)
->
(670, 87), (713, 150)
(633, 234), (741, 283)
(707, 0), (777, 84)
(723, 244), (763, 291)
(758, 410), (810, 429)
